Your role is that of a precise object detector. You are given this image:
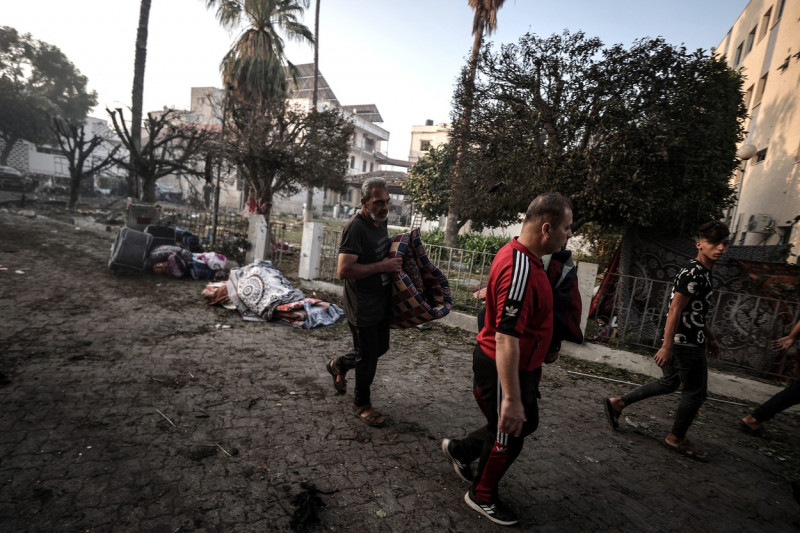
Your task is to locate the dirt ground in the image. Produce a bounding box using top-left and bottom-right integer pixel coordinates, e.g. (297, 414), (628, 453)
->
(1, 198), (799, 532)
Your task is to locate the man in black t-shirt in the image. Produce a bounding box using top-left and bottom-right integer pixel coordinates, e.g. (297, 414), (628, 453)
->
(325, 177), (402, 427)
(603, 221), (730, 462)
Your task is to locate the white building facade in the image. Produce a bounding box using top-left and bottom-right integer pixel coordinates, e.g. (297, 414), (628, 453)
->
(716, 0), (800, 261)
(408, 120), (450, 165)
(188, 64), (394, 216)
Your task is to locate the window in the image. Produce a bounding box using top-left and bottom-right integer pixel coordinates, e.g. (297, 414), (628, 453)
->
(756, 148), (767, 163)
(362, 160), (367, 172)
(350, 156), (355, 169)
(370, 162), (374, 172)
(734, 42), (743, 66)
(364, 137), (375, 151)
(420, 140), (432, 151)
(754, 73), (768, 106)
(760, 8), (771, 40)
(54, 157), (68, 175)
(778, 0), (786, 19)
(777, 56), (790, 71)
(746, 26), (756, 54)
(743, 84), (754, 110)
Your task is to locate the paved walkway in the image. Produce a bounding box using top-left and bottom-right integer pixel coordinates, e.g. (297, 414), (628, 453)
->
(1, 204), (799, 532)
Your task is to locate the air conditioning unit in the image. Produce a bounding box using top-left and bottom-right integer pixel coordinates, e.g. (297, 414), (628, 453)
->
(747, 213), (774, 233)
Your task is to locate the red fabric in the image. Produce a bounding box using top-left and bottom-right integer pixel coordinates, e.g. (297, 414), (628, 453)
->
(476, 238), (553, 372)
(589, 245), (620, 318)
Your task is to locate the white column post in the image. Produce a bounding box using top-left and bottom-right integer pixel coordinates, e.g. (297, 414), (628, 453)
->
(577, 261), (599, 334)
(298, 222), (323, 280)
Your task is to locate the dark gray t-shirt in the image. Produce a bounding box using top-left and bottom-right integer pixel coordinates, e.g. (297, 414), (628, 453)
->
(339, 212), (391, 326)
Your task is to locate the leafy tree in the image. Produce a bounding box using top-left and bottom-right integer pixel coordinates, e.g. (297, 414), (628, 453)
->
(450, 31), (746, 237)
(0, 26), (97, 165)
(221, 101), (353, 224)
(445, 0), (506, 247)
(205, 0), (313, 106)
(404, 144), (455, 221)
(107, 107), (213, 202)
(205, 0), (317, 234)
(51, 118), (120, 210)
(128, 0), (152, 198)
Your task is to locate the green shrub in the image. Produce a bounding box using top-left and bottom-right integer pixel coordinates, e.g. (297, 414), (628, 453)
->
(420, 229), (507, 254)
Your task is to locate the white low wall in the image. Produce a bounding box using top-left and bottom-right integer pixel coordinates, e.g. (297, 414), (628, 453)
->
(298, 277), (788, 408)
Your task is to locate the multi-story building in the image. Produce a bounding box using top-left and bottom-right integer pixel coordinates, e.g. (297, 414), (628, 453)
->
(188, 65), (394, 216)
(715, 0), (799, 262)
(408, 120), (450, 164)
(279, 64), (392, 216)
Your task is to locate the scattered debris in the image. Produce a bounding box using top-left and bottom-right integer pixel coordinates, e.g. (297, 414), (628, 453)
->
(155, 408), (176, 428)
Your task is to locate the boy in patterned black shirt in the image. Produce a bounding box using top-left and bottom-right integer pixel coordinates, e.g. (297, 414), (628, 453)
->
(603, 221), (730, 461)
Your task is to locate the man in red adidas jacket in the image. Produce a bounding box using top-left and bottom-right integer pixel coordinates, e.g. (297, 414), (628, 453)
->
(442, 193), (574, 526)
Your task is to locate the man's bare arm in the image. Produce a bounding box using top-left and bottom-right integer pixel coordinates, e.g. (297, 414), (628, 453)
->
(337, 253), (402, 280)
(495, 332), (525, 437)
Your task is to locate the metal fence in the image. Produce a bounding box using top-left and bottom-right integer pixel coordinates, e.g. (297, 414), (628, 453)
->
(161, 207), (286, 266)
(590, 272), (800, 382)
(160, 208), (247, 244)
(320, 226), (799, 383)
(318, 228), (494, 315)
(319, 227), (344, 283)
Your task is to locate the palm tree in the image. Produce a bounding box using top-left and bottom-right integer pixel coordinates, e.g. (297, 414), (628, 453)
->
(445, 0), (506, 248)
(302, 0), (321, 223)
(205, 0), (313, 106)
(129, 0), (152, 199)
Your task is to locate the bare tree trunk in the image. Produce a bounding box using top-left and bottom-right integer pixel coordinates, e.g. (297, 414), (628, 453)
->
(129, 0), (151, 200)
(445, 30), (483, 248)
(67, 173), (81, 211)
(303, 0), (321, 223)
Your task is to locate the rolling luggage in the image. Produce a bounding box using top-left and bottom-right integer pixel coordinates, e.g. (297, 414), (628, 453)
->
(144, 225), (177, 248)
(109, 227), (153, 273)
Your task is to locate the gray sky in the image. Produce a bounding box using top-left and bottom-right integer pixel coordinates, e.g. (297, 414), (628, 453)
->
(4, 0), (749, 160)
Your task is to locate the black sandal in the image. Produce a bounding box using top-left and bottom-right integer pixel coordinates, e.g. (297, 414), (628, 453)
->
(326, 359), (347, 395)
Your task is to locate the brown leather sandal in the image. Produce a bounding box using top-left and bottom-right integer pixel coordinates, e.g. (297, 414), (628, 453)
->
(352, 404), (387, 427)
(326, 359), (346, 395)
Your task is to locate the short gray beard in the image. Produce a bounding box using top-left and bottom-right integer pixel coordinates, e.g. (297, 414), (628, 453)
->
(369, 211), (387, 223)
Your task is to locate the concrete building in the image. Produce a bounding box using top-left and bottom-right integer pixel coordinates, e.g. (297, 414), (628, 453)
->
(278, 64), (392, 216)
(715, 0), (800, 262)
(408, 120), (450, 164)
(0, 116), (127, 195)
(188, 65), (397, 217)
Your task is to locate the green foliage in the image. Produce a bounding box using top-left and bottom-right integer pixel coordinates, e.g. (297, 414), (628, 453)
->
(214, 233), (251, 267)
(0, 26), (97, 165)
(573, 223), (621, 266)
(207, 0), (313, 105)
(449, 31), (747, 238)
(404, 144), (454, 220)
(421, 228), (507, 255)
(223, 102), (354, 224)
